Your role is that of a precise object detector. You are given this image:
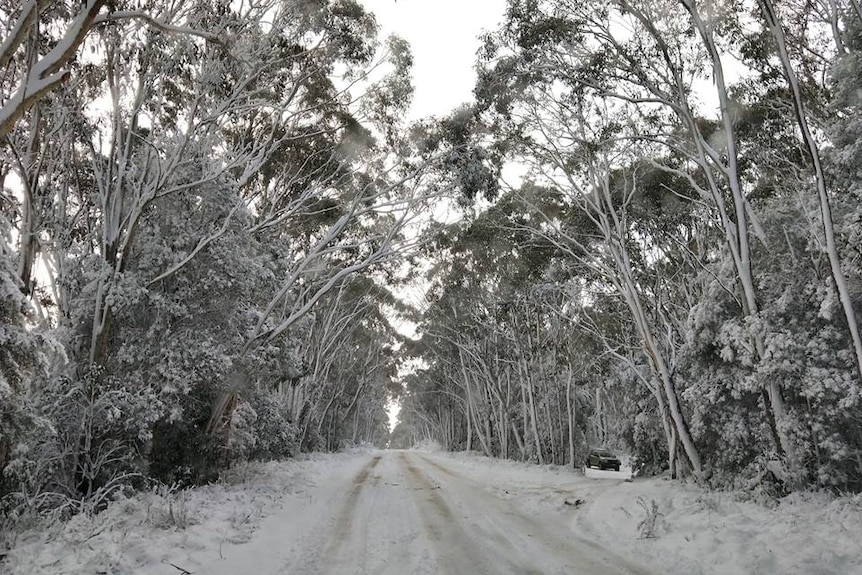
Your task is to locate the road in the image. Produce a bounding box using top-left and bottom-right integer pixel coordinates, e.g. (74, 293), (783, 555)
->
(197, 450), (651, 575)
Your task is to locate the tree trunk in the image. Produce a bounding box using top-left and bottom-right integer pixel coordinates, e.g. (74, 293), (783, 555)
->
(526, 374), (543, 464)
(757, 0), (862, 385)
(677, 0), (795, 467)
(566, 371), (575, 467)
(511, 420), (526, 461)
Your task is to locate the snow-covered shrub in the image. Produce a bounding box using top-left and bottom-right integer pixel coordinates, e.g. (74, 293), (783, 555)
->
(244, 391), (299, 461)
(623, 404), (670, 477)
(611, 361), (670, 477)
(300, 417), (326, 454)
(229, 400), (258, 461)
(0, 222), (64, 503)
(4, 367), (164, 518)
(677, 198), (862, 492)
(145, 484), (196, 530)
(414, 438), (443, 452)
(636, 496), (666, 539)
(147, 383), (222, 487)
(105, 188), (266, 484)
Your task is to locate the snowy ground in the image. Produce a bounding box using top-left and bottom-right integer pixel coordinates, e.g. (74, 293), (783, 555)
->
(3, 449), (861, 574)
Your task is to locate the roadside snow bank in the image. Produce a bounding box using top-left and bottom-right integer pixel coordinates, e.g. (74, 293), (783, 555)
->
(1, 452), (359, 575)
(576, 478), (862, 575)
(429, 451), (862, 575)
(411, 439), (444, 452)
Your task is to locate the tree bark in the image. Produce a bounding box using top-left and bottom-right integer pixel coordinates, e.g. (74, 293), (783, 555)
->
(0, 0), (105, 140)
(757, 0), (862, 386)
(566, 371), (576, 467)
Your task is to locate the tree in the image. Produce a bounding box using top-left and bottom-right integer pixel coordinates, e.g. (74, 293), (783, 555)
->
(420, 0), (862, 488)
(0, 0), (233, 140)
(0, 0), (442, 503)
(0, 212), (58, 478)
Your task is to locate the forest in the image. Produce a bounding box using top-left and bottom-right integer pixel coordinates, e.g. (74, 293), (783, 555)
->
(2, 0), (862, 531)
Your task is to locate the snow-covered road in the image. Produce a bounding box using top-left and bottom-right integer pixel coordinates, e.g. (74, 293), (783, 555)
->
(7, 449), (862, 574)
(197, 450), (649, 575)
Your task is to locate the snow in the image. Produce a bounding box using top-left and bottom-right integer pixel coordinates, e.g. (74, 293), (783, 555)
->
(3, 449), (861, 574)
(1, 452), (359, 574)
(427, 452), (862, 575)
(576, 478), (862, 574)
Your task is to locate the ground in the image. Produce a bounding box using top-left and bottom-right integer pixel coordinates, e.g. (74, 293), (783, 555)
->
(3, 448), (861, 574)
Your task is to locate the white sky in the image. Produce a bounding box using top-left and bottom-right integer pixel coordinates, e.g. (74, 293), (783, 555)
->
(360, 0), (508, 120)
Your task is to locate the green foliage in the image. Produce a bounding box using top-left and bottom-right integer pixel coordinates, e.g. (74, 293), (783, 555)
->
(149, 392), (222, 487)
(410, 105), (503, 202)
(1, 0), (414, 522)
(402, 0), (862, 495)
(240, 390), (300, 461)
(4, 366), (163, 516)
(0, 218), (63, 498)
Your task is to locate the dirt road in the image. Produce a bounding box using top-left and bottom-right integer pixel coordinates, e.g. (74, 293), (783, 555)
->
(199, 450), (650, 575)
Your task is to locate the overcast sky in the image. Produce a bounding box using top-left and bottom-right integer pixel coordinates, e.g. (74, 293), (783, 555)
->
(360, 0), (507, 119)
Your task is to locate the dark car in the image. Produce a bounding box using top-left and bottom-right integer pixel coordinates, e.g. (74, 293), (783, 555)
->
(586, 448), (621, 471)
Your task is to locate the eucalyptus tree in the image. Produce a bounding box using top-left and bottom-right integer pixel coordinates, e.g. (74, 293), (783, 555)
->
(465, 0), (862, 487)
(0, 0), (105, 140)
(0, 218), (62, 479)
(736, 0), (862, 385)
(820, 9), (862, 490)
(1, 0), (238, 305)
(0, 0), (451, 502)
(0, 0), (241, 140)
(474, 0), (784, 475)
(405, 188), (618, 466)
(295, 275), (406, 450)
(413, 199), (530, 457)
(683, 0), (862, 486)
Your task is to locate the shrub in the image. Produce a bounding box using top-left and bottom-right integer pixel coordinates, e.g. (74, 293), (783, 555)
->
(636, 496), (665, 539)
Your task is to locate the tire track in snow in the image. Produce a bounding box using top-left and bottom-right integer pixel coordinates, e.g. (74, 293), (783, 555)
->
(415, 454), (654, 575)
(400, 452), (542, 575)
(322, 454), (382, 569)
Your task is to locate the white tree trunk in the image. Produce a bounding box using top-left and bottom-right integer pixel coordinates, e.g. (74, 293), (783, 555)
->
(757, 0), (862, 385)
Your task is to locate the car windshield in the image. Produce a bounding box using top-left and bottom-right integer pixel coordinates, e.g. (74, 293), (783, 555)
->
(595, 450), (615, 457)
